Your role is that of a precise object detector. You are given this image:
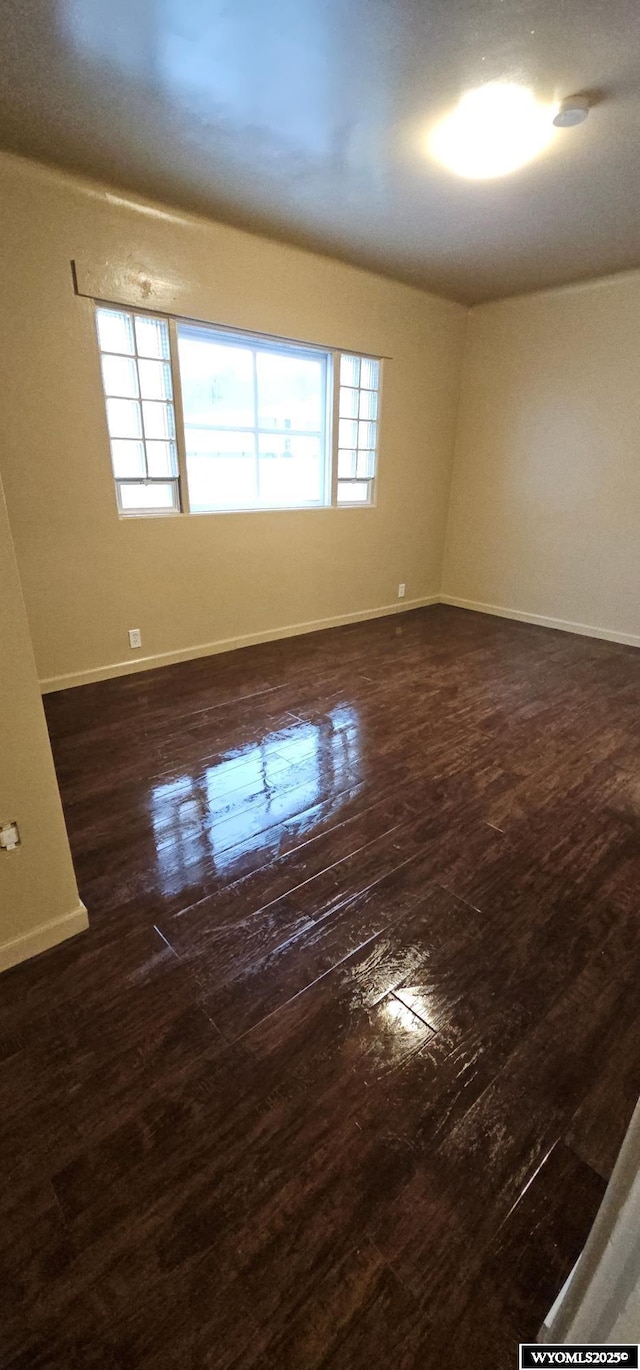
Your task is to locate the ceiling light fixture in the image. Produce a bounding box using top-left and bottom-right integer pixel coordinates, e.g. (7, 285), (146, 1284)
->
(429, 82), (557, 180)
(553, 95), (590, 127)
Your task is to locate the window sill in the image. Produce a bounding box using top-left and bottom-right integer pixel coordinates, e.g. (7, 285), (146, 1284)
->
(118, 502), (376, 520)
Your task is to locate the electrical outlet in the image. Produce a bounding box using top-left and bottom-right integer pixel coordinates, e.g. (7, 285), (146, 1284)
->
(0, 821), (20, 851)
(397, 583), (406, 599)
(128, 628), (142, 650)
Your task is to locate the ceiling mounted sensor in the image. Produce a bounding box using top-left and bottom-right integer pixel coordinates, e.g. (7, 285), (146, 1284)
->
(553, 95), (590, 127)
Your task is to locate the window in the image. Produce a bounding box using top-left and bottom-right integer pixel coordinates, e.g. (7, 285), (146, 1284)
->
(177, 324), (328, 512)
(95, 306), (382, 516)
(337, 353), (380, 505)
(95, 307), (180, 515)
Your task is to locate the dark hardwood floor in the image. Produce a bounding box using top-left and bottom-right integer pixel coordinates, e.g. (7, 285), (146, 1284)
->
(2, 604), (640, 1368)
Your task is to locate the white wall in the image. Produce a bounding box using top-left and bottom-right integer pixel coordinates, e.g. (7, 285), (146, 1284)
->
(542, 1099), (640, 1345)
(443, 271), (640, 647)
(0, 473), (86, 971)
(0, 152), (466, 691)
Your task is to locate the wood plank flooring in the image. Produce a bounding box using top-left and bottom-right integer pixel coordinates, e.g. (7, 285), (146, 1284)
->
(3, 604), (640, 1368)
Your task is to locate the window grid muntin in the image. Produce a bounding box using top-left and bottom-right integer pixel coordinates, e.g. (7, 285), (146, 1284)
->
(177, 321), (330, 513)
(336, 353), (381, 505)
(95, 306), (180, 516)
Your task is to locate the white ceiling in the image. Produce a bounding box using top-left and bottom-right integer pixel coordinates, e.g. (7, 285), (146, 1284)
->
(0, 0), (639, 303)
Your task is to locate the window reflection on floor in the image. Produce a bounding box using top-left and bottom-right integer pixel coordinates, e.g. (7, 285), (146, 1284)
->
(149, 706), (361, 896)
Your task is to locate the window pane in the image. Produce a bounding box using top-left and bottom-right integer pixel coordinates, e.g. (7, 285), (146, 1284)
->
(360, 357), (379, 390)
(135, 315), (170, 360)
(184, 428), (255, 458)
(118, 481), (178, 512)
(106, 397), (142, 439)
(359, 388), (378, 420)
(101, 354), (139, 398)
(142, 401), (175, 440)
(96, 306), (181, 517)
(178, 324), (331, 512)
(110, 439), (146, 478)
(178, 333), (255, 428)
(339, 387), (359, 419)
(138, 359), (172, 400)
(338, 449), (357, 479)
(336, 353), (380, 506)
(185, 430), (257, 512)
(340, 355), (360, 387)
(337, 480), (370, 504)
(96, 308), (134, 355)
(339, 418), (358, 448)
(257, 351), (323, 432)
(358, 420), (377, 450)
(356, 451), (375, 479)
(146, 441), (178, 477)
(258, 434), (322, 506)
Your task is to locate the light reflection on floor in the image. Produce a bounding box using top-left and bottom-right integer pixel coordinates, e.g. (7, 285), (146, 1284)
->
(150, 706), (361, 895)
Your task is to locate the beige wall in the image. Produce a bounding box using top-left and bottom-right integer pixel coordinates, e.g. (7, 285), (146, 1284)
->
(0, 152), (467, 690)
(0, 474), (86, 971)
(443, 272), (640, 646)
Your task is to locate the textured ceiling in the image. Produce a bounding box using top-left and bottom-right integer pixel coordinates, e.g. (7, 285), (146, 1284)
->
(0, 0), (639, 303)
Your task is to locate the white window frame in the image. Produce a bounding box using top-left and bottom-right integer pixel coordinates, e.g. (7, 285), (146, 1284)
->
(94, 302), (382, 518)
(334, 352), (382, 506)
(176, 321), (333, 515)
(94, 305), (183, 517)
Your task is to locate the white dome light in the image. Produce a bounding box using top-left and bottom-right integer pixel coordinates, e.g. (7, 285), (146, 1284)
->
(430, 82), (557, 180)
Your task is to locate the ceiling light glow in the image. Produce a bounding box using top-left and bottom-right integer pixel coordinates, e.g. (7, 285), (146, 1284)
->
(430, 82), (557, 179)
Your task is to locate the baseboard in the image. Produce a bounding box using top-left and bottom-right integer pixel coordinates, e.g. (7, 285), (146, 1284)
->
(440, 595), (640, 650)
(39, 592), (640, 692)
(0, 902), (89, 974)
(40, 596), (440, 692)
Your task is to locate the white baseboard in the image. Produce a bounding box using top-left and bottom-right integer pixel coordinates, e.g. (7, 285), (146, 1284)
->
(0, 902), (89, 974)
(40, 596), (439, 692)
(440, 595), (640, 650)
(39, 591), (639, 693)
